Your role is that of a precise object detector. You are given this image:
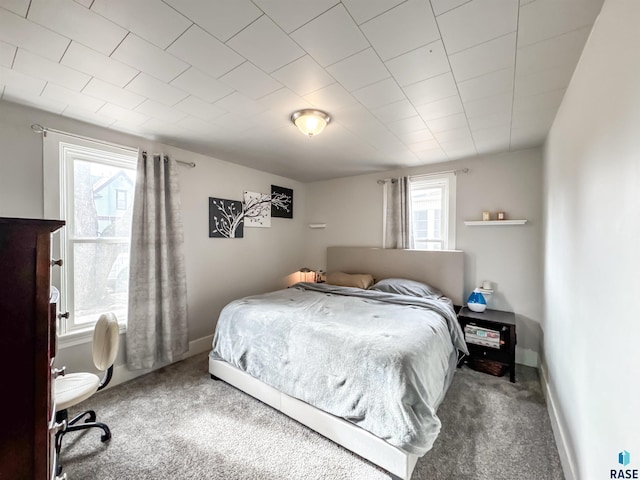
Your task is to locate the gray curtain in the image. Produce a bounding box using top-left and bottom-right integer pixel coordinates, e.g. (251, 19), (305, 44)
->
(126, 151), (188, 370)
(384, 176), (413, 249)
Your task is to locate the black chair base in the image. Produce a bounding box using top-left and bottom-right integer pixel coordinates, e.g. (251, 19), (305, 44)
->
(55, 408), (112, 474)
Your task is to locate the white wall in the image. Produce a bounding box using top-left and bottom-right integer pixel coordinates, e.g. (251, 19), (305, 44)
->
(304, 149), (543, 366)
(543, 0), (640, 478)
(0, 100), (306, 383)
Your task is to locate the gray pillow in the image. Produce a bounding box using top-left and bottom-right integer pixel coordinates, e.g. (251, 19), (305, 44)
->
(369, 278), (442, 298)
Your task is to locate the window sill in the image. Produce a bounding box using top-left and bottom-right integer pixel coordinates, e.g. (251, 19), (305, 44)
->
(58, 323), (126, 349)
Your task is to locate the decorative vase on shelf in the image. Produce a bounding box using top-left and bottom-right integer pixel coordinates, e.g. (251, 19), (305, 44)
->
(467, 288), (487, 312)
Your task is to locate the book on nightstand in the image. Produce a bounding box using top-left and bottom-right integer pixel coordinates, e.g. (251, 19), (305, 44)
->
(464, 324), (501, 349)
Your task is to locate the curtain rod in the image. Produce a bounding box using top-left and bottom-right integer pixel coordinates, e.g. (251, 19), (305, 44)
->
(30, 124), (196, 168)
(376, 168), (469, 184)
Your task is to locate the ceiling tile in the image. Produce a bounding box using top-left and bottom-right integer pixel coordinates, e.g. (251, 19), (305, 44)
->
(125, 73), (188, 106)
(252, 0), (339, 33)
(0, 0), (29, 16)
(0, 8), (69, 61)
(407, 138), (440, 152)
(82, 78), (146, 109)
(393, 127), (436, 144)
(372, 99), (418, 123)
(74, 0), (94, 8)
(332, 103), (378, 128)
(291, 4), (369, 67)
(468, 111), (511, 131)
(61, 42), (138, 88)
(166, 25), (244, 80)
(111, 34), (189, 83)
(13, 49), (91, 91)
(475, 136), (510, 154)
(426, 112), (468, 133)
(98, 102), (150, 124)
(387, 115), (427, 136)
(258, 87), (312, 114)
(0, 64), (46, 95)
(511, 107), (556, 131)
(271, 55), (335, 96)
(326, 48), (389, 92)
(437, 0), (518, 54)
(3, 85), (67, 113)
(415, 95), (464, 121)
(449, 32), (516, 82)
(415, 148), (448, 163)
(342, 0), (405, 25)
(472, 124), (511, 142)
(218, 62), (281, 99)
(439, 136), (476, 154)
(361, 0), (439, 61)
(0, 40), (16, 67)
(163, 0), (262, 42)
(518, 0), (603, 47)
(403, 71), (458, 106)
(91, 0), (191, 49)
(214, 92), (266, 117)
(431, 0), (471, 16)
(227, 15), (304, 73)
(513, 88), (566, 115)
(458, 68), (513, 103)
(173, 95), (226, 121)
(385, 40), (450, 87)
(516, 27), (590, 76)
(433, 126), (472, 143)
(63, 105), (116, 127)
(514, 63), (574, 97)
(303, 82), (358, 112)
(351, 77), (404, 109)
(463, 92), (512, 119)
(172, 67), (236, 102)
(42, 82), (104, 111)
(135, 99), (188, 123)
(28, 0), (127, 56)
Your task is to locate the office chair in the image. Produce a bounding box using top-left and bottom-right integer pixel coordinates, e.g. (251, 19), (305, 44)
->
(54, 312), (120, 469)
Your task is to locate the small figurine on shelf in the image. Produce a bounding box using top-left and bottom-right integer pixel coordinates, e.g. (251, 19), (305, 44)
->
(497, 211), (506, 221)
(482, 211), (491, 221)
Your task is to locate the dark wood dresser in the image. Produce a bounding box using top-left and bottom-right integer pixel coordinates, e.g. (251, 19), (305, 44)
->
(0, 217), (65, 479)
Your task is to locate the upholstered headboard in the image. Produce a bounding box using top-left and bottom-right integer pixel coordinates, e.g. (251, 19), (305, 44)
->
(327, 247), (464, 306)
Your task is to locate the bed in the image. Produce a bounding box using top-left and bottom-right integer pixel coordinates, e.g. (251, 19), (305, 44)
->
(209, 247), (466, 479)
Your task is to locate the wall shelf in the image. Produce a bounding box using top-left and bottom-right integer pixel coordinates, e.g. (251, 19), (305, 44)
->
(464, 220), (527, 226)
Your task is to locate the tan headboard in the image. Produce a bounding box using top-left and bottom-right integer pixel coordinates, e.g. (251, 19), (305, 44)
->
(327, 247), (464, 306)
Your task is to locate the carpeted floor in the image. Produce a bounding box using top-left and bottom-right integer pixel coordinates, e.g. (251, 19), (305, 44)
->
(60, 353), (563, 480)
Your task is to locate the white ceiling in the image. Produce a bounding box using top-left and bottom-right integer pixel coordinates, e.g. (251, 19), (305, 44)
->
(0, 0), (604, 181)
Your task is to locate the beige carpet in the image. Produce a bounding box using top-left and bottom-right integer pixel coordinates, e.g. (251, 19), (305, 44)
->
(59, 353), (563, 480)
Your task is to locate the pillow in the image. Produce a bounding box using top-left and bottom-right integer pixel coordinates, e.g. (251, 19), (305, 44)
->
(325, 271), (375, 289)
(369, 278), (442, 298)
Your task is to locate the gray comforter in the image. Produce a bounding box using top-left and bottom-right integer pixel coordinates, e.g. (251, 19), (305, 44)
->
(210, 282), (468, 456)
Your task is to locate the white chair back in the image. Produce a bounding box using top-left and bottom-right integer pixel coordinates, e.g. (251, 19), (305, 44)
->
(92, 312), (120, 371)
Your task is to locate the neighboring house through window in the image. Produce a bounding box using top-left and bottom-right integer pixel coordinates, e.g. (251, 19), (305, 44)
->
(44, 131), (137, 342)
(409, 173), (456, 250)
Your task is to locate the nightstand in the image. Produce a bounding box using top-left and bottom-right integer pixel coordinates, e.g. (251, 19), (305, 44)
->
(458, 307), (517, 383)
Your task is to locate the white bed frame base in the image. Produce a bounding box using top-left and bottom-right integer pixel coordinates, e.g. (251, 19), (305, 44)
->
(209, 358), (418, 480)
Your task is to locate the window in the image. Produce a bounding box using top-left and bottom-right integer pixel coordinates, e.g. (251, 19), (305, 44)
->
(44, 132), (137, 340)
(409, 173), (456, 250)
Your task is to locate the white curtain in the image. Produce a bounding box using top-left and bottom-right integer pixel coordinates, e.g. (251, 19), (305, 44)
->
(126, 151), (188, 370)
(383, 176), (413, 249)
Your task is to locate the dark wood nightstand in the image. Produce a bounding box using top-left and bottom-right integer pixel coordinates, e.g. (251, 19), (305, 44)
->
(458, 307), (517, 383)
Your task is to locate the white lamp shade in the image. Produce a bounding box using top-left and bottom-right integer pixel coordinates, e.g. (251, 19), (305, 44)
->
(291, 109), (330, 137)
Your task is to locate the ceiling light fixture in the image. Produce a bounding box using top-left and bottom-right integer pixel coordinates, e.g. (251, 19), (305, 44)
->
(291, 109), (331, 137)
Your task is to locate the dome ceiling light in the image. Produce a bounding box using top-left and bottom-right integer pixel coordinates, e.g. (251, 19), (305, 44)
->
(290, 109), (331, 137)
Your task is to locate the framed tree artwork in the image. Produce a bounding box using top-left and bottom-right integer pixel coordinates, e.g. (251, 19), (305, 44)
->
(243, 191), (271, 228)
(209, 197), (244, 238)
(271, 185), (293, 218)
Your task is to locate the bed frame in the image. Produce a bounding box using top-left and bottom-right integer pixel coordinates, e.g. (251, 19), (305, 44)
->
(209, 247), (464, 480)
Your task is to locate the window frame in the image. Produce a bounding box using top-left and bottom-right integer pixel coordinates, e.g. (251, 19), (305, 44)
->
(43, 132), (138, 347)
(408, 172), (457, 251)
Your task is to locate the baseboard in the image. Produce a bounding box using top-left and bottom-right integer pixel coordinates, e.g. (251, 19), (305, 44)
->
(539, 360), (576, 480)
(107, 333), (214, 390)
